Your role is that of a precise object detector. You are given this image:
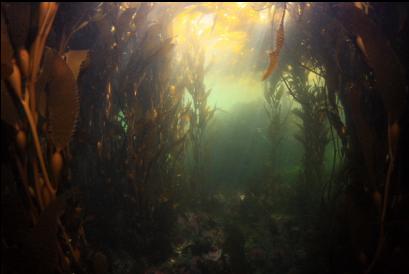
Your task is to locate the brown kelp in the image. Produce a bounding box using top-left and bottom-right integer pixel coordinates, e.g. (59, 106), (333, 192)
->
(179, 30), (215, 198)
(260, 2), (408, 273)
(1, 2), (90, 273)
(2, 2), (409, 274)
(69, 2), (190, 266)
(262, 3), (286, 81)
(264, 73), (290, 174)
(289, 3), (408, 272)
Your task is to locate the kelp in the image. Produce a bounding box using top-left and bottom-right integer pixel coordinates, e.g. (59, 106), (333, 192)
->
(263, 75), (289, 172)
(2, 3), (409, 274)
(2, 3), (33, 50)
(66, 4), (190, 264)
(1, 3), (89, 273)
(1, 11), (14, 78)
(285, 71), (329, 192)
(333, 5), (408, 272)
(182, 40), (215, 196)
(334, 3), (406, 123)
(262, 3), (286, 81)
(38, 47), (79, 151)
(52, 2), (99, 53)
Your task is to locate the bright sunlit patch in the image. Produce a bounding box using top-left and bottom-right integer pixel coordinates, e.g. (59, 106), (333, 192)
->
(236, 2), (248, 9)
(204, 71), (267, 110)
(171, 2), (285, 110)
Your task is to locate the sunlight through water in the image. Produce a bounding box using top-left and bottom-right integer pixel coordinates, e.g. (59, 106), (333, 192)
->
(170, 2), (284, 110)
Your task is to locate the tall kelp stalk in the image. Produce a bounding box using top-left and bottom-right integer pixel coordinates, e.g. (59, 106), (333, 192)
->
(262, 2), (330, 216)
(181, 33), (215, 199)
(283, 66), (329, 213)
(264, 74), (290, 176)
(272, 4), (377, 272)
(262, 72), (295, 213)
(304, 4), (408, 273)
(1, 2), (95, 273)
(276, 3), (409, 273)
(70, 2), (189, 267)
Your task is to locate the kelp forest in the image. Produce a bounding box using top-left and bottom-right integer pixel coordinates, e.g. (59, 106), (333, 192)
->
(2, 2), (409, 274)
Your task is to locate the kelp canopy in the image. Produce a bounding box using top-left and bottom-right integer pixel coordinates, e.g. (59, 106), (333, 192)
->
(1, 2), (408, 274)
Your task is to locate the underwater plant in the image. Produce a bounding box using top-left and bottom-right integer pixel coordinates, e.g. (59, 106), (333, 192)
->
(262, 3), (286, 81)
(264, 74), (291, 175)
(1, 2), (95, 273)
(69, 2), (190, 263)
(284, 68), (329, 211)
(180, 31), (215, 198)
(2, 3), (408, 274)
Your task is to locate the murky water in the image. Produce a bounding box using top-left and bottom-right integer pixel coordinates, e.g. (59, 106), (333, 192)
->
(2, 2), (409, 274)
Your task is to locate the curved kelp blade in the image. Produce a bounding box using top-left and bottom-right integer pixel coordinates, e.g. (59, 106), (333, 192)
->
(38, 47), (80, 151)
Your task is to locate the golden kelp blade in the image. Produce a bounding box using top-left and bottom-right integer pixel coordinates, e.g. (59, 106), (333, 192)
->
(354, 2), (370, 15)
(262, 50), (280, 80)
(356, 35), (368, 60)
(262, 4), (286, 81)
